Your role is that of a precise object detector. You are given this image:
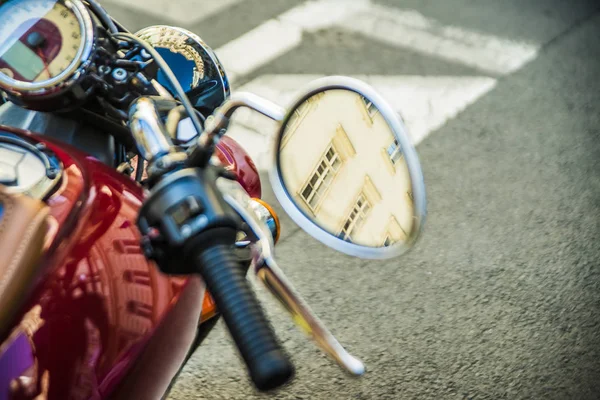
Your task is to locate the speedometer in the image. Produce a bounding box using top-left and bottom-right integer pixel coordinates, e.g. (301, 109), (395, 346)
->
(136, 26), (230, 117)
(0, 0), (93, 94)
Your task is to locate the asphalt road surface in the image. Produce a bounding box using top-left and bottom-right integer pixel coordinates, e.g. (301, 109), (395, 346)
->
(103, 1), (600, 398)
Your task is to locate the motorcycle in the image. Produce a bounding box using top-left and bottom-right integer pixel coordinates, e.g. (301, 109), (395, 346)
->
(0, 0), (427, 398)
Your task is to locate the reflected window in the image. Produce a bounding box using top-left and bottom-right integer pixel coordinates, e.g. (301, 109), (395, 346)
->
(127, 300), (153, 320)
(383, 234), (394, 247)
(362, 96), (378, 119)
(300, 144), (342, 211)
(387, 139), (403, 165)
(292, 101), (309, 120)
(339, 192), (371, 242)
(286, 96), (317, 137)
(285, 107), (305, 138)
(123, 269), (151, 286)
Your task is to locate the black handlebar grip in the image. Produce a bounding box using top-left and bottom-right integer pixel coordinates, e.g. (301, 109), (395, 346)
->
(194, 244), (294, 391)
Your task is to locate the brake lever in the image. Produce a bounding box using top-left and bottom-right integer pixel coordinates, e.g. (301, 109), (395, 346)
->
(217, 178), (366, 376)
(254, 259), (366, 376)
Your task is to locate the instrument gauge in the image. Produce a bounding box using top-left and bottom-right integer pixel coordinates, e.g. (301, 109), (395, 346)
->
(136, 26), (230, 117)
(0, 0), (94, 95)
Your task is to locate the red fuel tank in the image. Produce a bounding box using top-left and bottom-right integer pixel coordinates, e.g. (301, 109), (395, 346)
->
(0, 126), (261, 399)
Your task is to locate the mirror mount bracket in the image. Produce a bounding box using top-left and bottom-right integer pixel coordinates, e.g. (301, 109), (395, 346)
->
(188, 92), (287, 166)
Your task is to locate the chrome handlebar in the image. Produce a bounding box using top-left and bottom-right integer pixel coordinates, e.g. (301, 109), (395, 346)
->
(129, 93), (285, 162)
(129, 94), (366, 378)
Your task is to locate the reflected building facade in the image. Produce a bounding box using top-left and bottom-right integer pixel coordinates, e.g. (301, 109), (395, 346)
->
(280, 90), (414, 247)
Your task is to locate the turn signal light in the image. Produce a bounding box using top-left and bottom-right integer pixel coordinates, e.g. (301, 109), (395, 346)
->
(250, 198), (281, 244)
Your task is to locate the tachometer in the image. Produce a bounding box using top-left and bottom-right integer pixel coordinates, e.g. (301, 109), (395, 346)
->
(0, 0), (94, 94)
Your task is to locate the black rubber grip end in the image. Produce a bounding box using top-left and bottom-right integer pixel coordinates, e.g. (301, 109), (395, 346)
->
(193, 242), (294, 391)
(250, 349), (295, 391)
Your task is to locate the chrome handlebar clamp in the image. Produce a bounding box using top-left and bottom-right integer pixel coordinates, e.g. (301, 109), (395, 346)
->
(128, 96), (191, 180)
(129, 97), (174, 161)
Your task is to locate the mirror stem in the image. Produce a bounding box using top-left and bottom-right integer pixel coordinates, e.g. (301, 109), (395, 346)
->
(203, 92), (286, 138)
(191, 92), (287, 165)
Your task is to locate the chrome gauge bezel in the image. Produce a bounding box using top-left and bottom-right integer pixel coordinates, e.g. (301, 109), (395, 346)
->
(135, 25), (231, 101)
(0, 0), (95, 95)
(0, 131), (63, 200)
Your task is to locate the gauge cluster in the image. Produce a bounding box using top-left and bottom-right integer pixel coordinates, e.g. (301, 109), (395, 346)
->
(0, 0), (95, 106)
(136, 26), (230, 116)
(0, 0), (230, 119)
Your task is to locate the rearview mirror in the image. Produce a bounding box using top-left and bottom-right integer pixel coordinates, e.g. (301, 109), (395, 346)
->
(270, 77), (426, 259)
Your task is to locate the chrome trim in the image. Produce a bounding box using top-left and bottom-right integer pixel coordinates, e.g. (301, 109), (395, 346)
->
(269, 76), (427, 260)
(128, 97), (174, 162)
(216, 92), (286, 122)
(217, 177), (366, 376)
(0, 133), (62, 199)
(255, 265), (366, 376)
(0, 0), (95, 94)
(135, 25), (231, 102)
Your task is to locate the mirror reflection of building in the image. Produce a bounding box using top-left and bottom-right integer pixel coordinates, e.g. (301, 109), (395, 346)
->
(280, 90), (415, 248)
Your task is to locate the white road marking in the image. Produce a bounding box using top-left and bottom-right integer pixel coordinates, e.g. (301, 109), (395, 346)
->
(215, 0), (539, 84)
(138, 0), (537, 171)
(215, 0), (370, 83)
(338, 4), (539, 75)
(103, 0), (244, 25)
(278, 0), (371, 33)
(228, 74), (497, 171)
(214, 20), (303, 83)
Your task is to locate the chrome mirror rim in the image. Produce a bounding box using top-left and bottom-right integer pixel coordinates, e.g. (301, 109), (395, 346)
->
(269, 76), (427, 260)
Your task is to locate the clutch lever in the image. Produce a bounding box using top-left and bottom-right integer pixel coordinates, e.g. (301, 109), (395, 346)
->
(217, 178), (366, 376)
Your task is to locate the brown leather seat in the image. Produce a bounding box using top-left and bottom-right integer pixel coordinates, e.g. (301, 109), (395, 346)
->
(0, 186), (48, 338)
